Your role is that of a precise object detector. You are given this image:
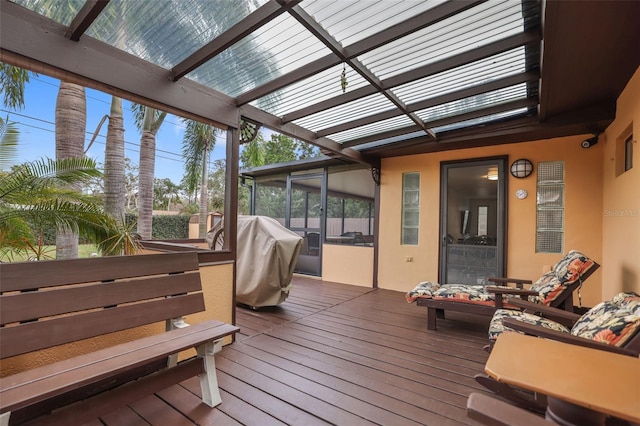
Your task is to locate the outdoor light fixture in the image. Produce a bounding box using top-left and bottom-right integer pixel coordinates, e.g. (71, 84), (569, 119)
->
(510, 158), (533, 178)
(581, 134), (600, 149)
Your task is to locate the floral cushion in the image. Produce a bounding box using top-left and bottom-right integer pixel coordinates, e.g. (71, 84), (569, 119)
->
(613, 292), (640, 314)
(431, 285), (515, 306)
(488, 308), (570, 341)
(529, 271), (564, 305)
(405, 281), (441, 302)
(488, 292), (640, 347)
(571, 293), (640, 346)
(553, 250), (596, 285)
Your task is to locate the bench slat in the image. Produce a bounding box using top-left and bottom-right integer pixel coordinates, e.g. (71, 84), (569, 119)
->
(0, 252), (200, 292)
(0, 320), (239, 413)
(1, 272), (202, 325)
(0, 294), (206, 358)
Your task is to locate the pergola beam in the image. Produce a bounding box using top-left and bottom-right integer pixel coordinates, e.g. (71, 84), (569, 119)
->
(283, 31), (540, 124)
(0, 1), (237, 128)
(315, 72), (538, 138)
(170, 0), (302, 82)
(340, 97), (538, 149)
(235, 0), (486, 106)
(239, 104), (378, 168)
(287, 5), (435, 140)
(65, 0), (110, 41)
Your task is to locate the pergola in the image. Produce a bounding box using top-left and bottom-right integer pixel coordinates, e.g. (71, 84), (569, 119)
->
(1, 0), (639, 250)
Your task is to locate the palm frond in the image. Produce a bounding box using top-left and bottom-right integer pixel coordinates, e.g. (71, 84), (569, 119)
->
(0, 115), (19, 170)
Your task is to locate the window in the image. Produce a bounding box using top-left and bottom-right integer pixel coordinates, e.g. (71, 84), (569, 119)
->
(616, 127), (634, 176)
(402, 172), (420, 245)
(536, 162), (564, 253)
(625, 134), (634, 172)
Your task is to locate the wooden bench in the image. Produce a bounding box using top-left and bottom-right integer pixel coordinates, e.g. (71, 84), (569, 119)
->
(0, 252), (239, 425)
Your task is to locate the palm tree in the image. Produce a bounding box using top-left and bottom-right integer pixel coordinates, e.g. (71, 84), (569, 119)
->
(0, 157), (118, 261)
(131, 104), (167, 240)
(182, 120), (218, 237)
(103, 96), (126, 221)
(54, 81), (87, 259)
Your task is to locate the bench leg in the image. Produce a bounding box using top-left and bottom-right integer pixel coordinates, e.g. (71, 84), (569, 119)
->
(426, 307), (437, 330)
(196, 340), (224, 407)
(1, 411), (10, 426)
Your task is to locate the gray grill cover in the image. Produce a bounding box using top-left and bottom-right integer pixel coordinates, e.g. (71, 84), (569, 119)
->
(207, 216), (302, 308)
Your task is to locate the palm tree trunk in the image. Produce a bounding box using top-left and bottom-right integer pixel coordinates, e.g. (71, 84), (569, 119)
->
(198, 147), (209, 238)
(55, 81), (86, 259)
(137, 129), (155, 240)
(104, 96), (125, 221)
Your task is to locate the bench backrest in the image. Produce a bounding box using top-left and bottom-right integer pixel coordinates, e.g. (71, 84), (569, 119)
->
(0, 252), (204, 359)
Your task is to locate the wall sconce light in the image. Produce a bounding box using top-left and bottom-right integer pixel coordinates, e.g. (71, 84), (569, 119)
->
(581, 133), (600, 149)
(510, 158), (533, 178)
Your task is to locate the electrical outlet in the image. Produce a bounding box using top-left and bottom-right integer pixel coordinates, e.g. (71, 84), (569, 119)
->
(405, 256), (413, 262)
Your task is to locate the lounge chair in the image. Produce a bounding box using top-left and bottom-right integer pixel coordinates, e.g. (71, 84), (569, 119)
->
(406, 250), (599, 330)
(475, 291), (640, 412)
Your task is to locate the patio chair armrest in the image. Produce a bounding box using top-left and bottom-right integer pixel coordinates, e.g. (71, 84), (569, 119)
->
(486, 287), (538, 309)
(501, 320), (639, 357)
(488, 277), (532, 289)
(486, 287), (538, 300)
(506, 299), (582, 323)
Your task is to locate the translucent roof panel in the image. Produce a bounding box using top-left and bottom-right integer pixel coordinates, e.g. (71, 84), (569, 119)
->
(251, 63), (370, 116)
(358, 0), (525, 80)
(415, 83), (530, 124)
(433, 108), (532, 133)
(11, 0), (85, 26)
(328, 115), (415, 143)
(188, 13), (331, 97)
(392, 47), (529, 105)
(293, 93), (396, 132)
(85, 0), (268, 69)
(300, 0), (447, 46)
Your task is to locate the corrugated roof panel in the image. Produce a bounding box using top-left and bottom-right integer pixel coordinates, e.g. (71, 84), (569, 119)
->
(328, 115), (415, 143)
(293, 93), (396, 132)
(300, 0), (447, 46)
(433, 107), (531, 133)
(415, 83), (529, 123)
(11, 0), (84, 26)
(89, 0), (266, 69)
(252, 63), (370, 116)
(188, 13), (331, 97)
(359, 1), (525, 80)
(392, 47), (528, 104)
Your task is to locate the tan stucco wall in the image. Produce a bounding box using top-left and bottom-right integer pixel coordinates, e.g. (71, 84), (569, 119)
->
(322, 244), (374, 287)
(378, 135), (604, 307)
(0, 261), (235, 377)
(601, 66), (640, 299)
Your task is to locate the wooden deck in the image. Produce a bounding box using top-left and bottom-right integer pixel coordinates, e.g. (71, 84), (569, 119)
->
(42, 276), (497, 425)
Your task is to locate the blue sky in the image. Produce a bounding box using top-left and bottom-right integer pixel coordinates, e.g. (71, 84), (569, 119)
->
(2, 73), (229, 183)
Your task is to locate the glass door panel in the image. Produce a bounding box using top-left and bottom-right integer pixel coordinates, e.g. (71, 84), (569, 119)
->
(440, 159), (506, 285)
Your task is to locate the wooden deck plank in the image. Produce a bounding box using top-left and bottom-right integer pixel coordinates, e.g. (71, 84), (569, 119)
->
(20, 277), (502, 426)
(128, 395), (193, 426)
(99, 406), (149, 426)
(227, 340), (475, 426)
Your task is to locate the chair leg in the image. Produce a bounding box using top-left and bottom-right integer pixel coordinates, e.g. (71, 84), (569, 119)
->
(474, 374), (547, 414)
